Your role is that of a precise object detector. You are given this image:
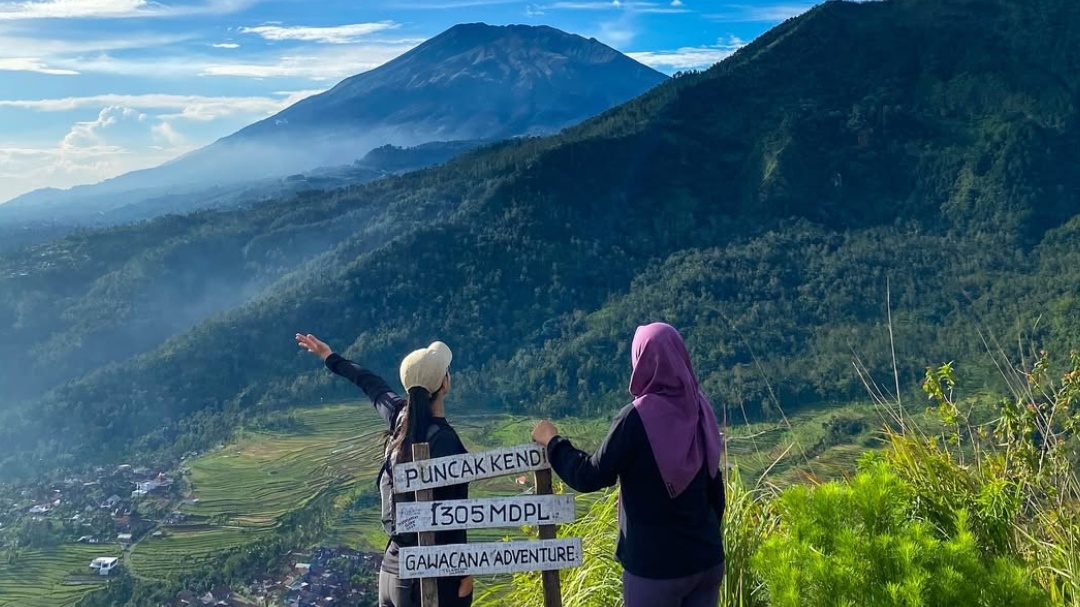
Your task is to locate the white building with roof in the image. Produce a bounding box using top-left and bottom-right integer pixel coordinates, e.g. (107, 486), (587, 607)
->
(90, 557), (120, 576)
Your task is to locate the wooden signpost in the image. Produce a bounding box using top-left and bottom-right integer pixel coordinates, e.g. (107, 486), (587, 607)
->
(396, 443), (581, 607)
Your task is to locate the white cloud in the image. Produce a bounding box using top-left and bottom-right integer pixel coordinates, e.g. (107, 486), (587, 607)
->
(704, 3), (813, 22)
(546, 0), (686, 12)
(0, 88), (323, 202)
(670, 0), (682, 5)
(0, 140), (183, 202)
(212, 42), (239, 49)
(596, 18), (636, 45)
(0, 57), (78, 74)
(0, 105), (185, 201)
(0, 91), (323, 120)
(391, 0), (525, 8)
(634, 2), (687, 12)
(25, 37), (421, 80)
(627, 36), (745, 70)
(61, 105), (142, 149)
(628, 46), (732, 70)
(0, 0), (258, 20)
(549, 1), (619, 9)
(238, 21), (399, 44)
(198, 42), (422, 80)
(0, 0), (148, 20)
(0, 31), (196, 56)
(151, 120), (183, 145)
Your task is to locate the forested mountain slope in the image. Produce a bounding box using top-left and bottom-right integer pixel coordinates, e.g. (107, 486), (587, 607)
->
(4, 0), (1080, 479)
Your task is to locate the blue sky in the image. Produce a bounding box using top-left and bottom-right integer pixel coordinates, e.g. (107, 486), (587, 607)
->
(0, 0), (816, 203)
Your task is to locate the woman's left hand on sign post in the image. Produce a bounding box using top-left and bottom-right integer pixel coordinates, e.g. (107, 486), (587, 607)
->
(458, 575), (474, 598)
(531, 420), (558, 447)
(295, 333), (333, 361)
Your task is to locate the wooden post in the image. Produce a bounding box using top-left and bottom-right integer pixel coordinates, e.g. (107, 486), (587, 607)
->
(534, 467), (563, 607)
(412, 442), (439, 607)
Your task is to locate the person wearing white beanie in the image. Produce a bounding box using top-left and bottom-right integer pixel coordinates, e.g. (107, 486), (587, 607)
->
(296, 333), (473, 607)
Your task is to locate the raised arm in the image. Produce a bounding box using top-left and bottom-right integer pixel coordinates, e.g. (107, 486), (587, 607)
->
(296, 333), (405, 431)
(532, 405), (636, 494)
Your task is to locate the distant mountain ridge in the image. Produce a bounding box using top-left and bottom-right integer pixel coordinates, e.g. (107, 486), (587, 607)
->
(0, 139), (492, 253)
(0, 23), (667, 233)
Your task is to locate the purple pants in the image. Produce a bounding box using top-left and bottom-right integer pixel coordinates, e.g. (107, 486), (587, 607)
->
(623, 563), (724, 607)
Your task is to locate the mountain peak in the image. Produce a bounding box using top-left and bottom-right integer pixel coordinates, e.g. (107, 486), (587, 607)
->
(373, 21), (630, 75)
(0, 23), (666, 224)
(227, 22), (667, 146)
(441, 22), (579, 38)
(442, 22), (558, 35)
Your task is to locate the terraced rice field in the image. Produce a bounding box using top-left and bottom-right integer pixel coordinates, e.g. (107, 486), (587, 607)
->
(325, 503), (383, 548)
(127, 405), (391, 579)
(0, 544), (114, 607)
(128, 528), (254, 581)
(125, 400), (883, 585)
(182, 405), (387, 528)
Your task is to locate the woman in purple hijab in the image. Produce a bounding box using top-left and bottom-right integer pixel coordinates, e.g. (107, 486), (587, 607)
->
(533, 323), (725, 607)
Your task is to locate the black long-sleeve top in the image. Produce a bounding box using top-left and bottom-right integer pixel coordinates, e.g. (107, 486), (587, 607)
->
(325, 353), (469, 576)
(546, 403), (725, 580)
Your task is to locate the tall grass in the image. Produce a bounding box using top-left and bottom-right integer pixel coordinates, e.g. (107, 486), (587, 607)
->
(476, 485), (621, 607)
(890, 352), (1080, 607)
(719, 468), (777, 607)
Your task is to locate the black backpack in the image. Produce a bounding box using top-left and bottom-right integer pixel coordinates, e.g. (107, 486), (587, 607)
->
(377, 422), (444, 543)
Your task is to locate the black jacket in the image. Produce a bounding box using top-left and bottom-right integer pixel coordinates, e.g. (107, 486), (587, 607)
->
(325, 353), (469, 576)
(546, 403), (724, 579)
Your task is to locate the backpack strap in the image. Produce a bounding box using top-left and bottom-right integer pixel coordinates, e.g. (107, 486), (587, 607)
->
(379, 421), (448, 540)
(425, 421), (445, 444)
(379, 422), (446, 486)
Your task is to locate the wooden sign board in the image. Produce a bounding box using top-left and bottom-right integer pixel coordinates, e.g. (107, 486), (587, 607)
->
(395, 494), (576, 534)
(399, 538), (583, 580)
(393, 444), (549, 493)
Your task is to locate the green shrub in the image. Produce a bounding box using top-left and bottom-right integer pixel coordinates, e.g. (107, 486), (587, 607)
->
(751, 456), (1049, 607)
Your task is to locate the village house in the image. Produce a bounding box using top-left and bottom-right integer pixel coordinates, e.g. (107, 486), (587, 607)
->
(281, 547), (379, 607)
(89, 556), (120, 576)
(132, 472), (174, 499)
(164, 510), (187, 525)
(202, 587), (230, 604)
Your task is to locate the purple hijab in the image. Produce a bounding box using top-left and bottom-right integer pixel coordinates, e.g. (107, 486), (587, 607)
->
(630, 323), (722, 498)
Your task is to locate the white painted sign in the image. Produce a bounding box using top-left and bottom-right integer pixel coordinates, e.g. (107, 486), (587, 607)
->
(396, 495), (576, 533)
(399, 538), (583, 579)
(393, 444), (549, 493)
